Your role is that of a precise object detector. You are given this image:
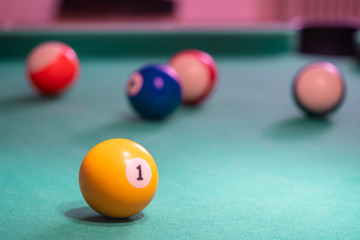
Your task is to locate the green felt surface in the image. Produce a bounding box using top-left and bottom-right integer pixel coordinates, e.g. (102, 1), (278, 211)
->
(0, 30), (293, 58)
(1, 31), (360, 239)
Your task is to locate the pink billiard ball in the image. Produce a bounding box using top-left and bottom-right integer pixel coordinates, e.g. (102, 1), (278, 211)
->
(26, 41), (80, 96)
(168, 49), (218, 105)
(293, 62), (345, 117)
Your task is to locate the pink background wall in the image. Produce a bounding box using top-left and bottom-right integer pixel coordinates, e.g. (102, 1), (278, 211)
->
(177, 0), (277, 22)
(1, 0), (360, 24)
(0, 0), (60, 22)
(178, 0), (360, 22)
(0, 0), (280, 23)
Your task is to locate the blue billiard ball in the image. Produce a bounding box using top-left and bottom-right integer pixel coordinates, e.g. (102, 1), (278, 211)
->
(126, 64), (182, 120)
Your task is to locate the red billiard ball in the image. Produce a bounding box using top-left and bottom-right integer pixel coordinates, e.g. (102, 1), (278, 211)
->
(293, 62), (345, 117)
(26, 41), (80, 96)
(168, 49), (218, 105)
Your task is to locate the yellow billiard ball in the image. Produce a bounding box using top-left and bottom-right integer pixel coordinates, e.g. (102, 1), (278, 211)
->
(79, 138), (159, 218)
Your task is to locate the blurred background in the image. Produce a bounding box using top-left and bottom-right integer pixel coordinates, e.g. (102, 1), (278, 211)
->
(1, 0), (360, 29)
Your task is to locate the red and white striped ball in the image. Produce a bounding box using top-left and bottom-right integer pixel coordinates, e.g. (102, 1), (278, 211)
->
(168, 49), (218, 105)
(26, 41), (80, 96)
(293, 62), (345, 117)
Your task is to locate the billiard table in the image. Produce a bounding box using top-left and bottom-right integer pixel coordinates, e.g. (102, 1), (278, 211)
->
(1, 29), (360, 239)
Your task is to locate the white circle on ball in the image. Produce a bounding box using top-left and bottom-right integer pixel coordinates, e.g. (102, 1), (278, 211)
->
(125, 157), (152, 188)
(169, 54), (210, 102)
(154, 77), (164, 90)
(295, 63), (343, 113)
(126, 73), (143, 97)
